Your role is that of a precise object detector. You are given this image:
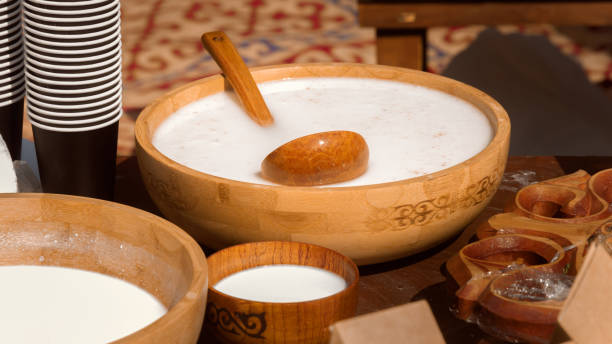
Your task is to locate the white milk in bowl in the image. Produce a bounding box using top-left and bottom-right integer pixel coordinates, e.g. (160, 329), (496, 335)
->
(0, 265), (167, 343)
(214, 264), (347, 303)
(153, 77), (493, 186)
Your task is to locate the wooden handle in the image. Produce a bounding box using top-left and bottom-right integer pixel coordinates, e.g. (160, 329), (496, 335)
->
(201, 31), (274, 126)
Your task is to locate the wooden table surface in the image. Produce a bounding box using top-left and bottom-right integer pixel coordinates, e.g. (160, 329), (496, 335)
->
(114, 155), (612, 343)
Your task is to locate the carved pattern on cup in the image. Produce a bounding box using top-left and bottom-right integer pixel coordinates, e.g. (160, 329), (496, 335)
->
(205, 302), (267, 340)
(366, 171), (500, 231)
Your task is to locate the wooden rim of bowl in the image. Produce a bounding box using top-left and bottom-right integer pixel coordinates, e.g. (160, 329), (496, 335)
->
(0, 193), (208, 342)
(135, 62), (511, 191)
(206, 240), (359, 306)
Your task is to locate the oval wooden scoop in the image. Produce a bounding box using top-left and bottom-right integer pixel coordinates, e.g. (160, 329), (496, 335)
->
(261, 131), (369, 186)
(201, 31), (274, 126)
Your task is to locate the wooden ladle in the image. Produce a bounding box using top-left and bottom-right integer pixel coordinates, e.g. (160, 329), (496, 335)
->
(261, 131), (369, 186)
(201, 31), (274, 126)
(201, 31), (369, 185)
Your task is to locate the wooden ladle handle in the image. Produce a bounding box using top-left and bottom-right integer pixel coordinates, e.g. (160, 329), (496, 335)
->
(201, 31), (274, 126)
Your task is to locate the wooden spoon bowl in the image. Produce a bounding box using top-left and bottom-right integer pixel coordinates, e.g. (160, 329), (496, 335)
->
(261, 130), (369, 186)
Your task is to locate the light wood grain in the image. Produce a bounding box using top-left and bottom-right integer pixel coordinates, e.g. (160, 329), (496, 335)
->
(135, 63), (511, 265)
(203, 241), (358, 344)
(0, 193), (208, 344)
(201, 31), (273, 127)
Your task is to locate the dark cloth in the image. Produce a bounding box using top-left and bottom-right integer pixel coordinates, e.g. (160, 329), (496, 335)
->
(442, 28), (612, 156)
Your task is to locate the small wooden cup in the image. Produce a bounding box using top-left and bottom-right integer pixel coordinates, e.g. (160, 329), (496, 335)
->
(0, 193), (208, 344)
(203, 241), (359, 344)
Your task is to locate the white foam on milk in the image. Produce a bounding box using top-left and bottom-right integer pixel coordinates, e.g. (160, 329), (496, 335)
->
(0, 265), (167, 343)
(153, 77), (493, 186)
(214, 264), (347, 303)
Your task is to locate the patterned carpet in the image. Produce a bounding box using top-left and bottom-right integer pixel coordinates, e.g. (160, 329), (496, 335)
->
(24, 0), (612, 155)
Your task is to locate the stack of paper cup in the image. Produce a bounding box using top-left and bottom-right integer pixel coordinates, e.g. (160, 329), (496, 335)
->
(23, 0), (122, 200)
(0, 0), (25, 160)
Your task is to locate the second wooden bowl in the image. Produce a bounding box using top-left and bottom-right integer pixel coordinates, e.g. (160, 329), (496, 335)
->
(203, 241), (359, 344)
(0, 193), (208, 344)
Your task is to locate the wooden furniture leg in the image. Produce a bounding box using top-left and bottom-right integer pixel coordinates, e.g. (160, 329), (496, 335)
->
(375, 29), (426, 70)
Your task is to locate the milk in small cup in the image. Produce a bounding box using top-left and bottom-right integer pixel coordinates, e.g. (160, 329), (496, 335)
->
(214, 264), (347, 302)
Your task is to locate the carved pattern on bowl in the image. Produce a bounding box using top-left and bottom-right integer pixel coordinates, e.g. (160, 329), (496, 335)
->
(366, 169), (500, 231)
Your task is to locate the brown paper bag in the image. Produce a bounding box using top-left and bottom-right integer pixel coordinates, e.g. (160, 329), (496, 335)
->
(558, 243), (612, 344)
(329, 300), (446, 344)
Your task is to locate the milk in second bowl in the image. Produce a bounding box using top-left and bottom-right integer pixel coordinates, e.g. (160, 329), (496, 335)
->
(0, 265), (167, 343)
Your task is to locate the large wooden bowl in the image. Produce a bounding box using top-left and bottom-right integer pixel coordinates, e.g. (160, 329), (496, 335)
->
(0, 193), (208, 343)
(204, 241), (359, 344)
(135, 63), (511, 265)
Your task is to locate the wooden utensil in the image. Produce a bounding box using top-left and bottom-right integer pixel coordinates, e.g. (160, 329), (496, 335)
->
(201, 31), (274, 126)
(447, 168), (612, 344)
(261, 130), (369, 186)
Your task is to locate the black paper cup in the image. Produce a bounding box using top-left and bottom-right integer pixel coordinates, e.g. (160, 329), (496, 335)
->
(27, 56), (121, 80)
(24, 32), (118, 51)
(0, 42), (23, 62)
(0, 79), (24, 98)
(25, 72), (117, 91)
(0, 23), (22, 41)
(26, 93), (121, 114)
(0, 76), (24, 94)
(25, 52), (115, 71)
(24, 44), (119, 67)
(24, 39), (120, 59)
(23, 26), (117, 47)
(23, 8), (118, 27)
(0, 57), (24, 78)
(31, 119), (118, 200)
(22, 14), (119, 36)
(27, 85), (120, 107)
(27, 95), (121, 119)
(0, 95), (23, 160)
(23, 35), (120, 55)
(25, 41), (119, 63)
(26, 41), (121, 62)
(0, 69), (25, 89)
(0, 8), (20, 21)
(28, 79), (121, 100)
(24, 0), (115, 12)
(23, 0), (116, 18)
(26, 81), (121, 103)
(28, 104), (121, 126)
(0, 34), (22, 51)
(0, 0), (20, 12)
(0, 11), (21, 30)
(25, 54), (119, 74)
(25, 64), (120, 84)
(22, 18), (119, 41)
